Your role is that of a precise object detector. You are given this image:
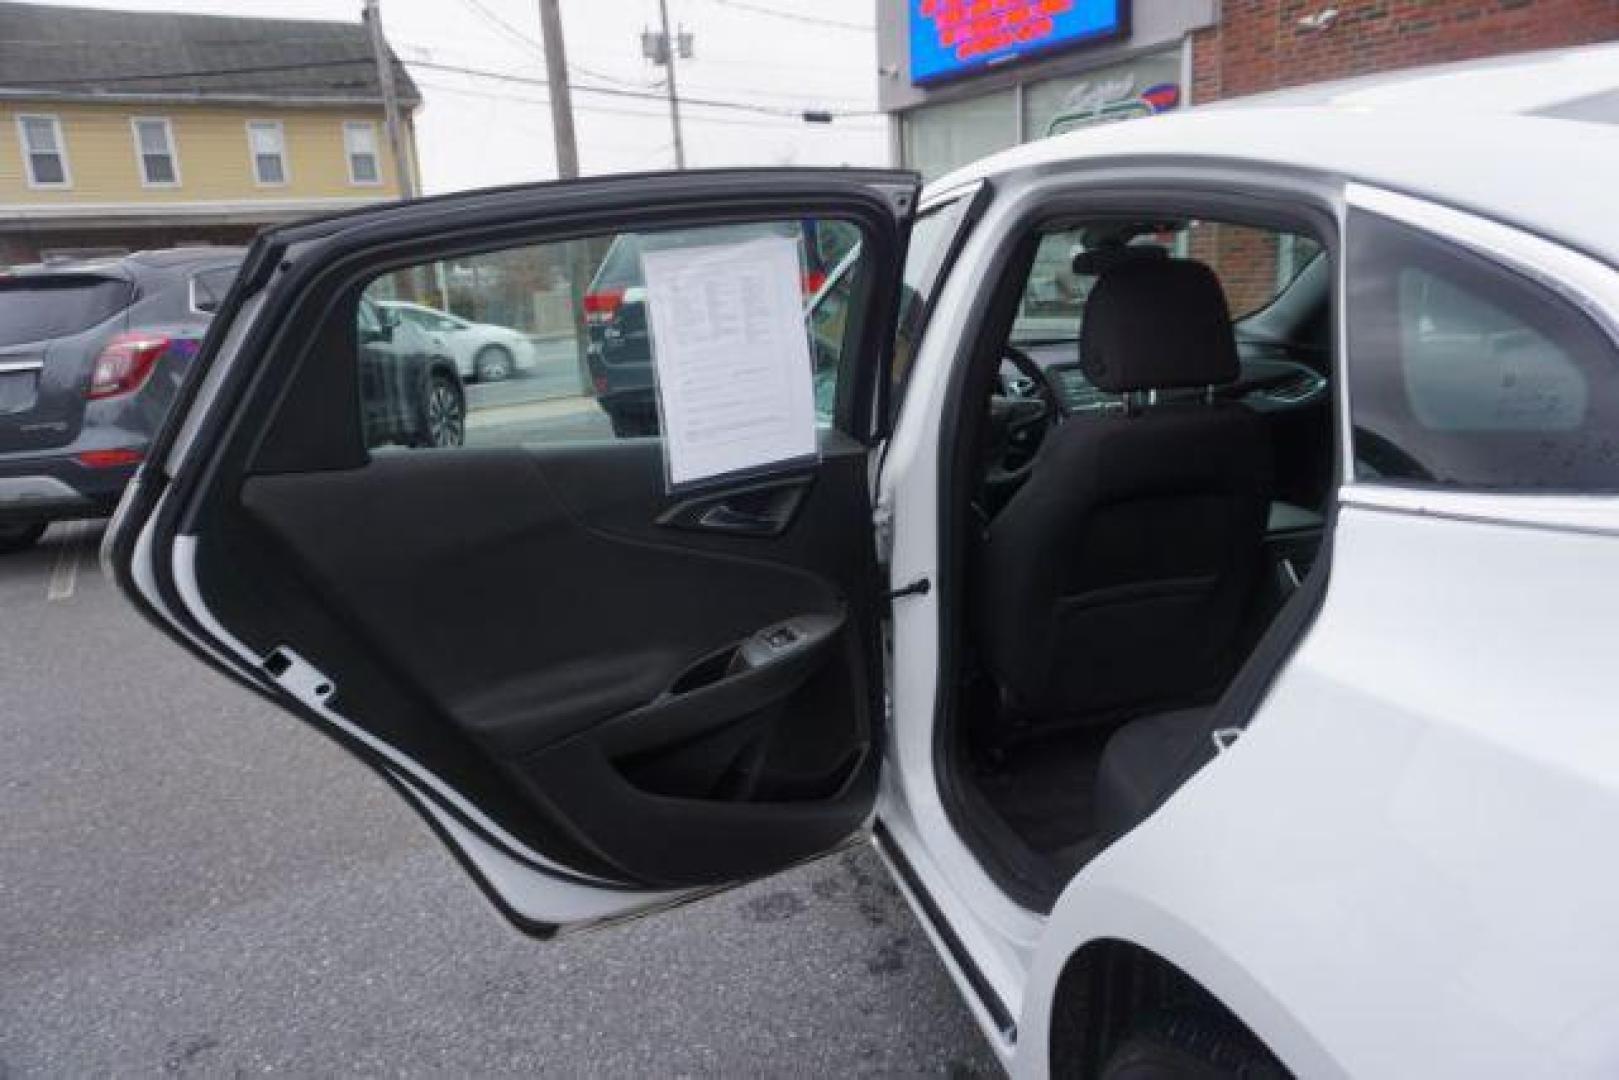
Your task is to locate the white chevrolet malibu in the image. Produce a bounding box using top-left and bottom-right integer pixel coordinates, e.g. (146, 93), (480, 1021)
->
(109, 46), (1619, 1079)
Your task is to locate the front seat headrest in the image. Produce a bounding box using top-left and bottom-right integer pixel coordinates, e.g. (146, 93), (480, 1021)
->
(1071, 243), (1168, 276)
(1079, 259), (1240, 393)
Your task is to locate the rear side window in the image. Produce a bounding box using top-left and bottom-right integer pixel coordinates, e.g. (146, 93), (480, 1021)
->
(1348, 209), (1619, 490)
(190, 265), (239, 314)
(0, 276), (133, 346)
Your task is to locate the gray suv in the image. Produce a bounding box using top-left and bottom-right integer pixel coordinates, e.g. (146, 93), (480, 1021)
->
(0, 247), (243, 553)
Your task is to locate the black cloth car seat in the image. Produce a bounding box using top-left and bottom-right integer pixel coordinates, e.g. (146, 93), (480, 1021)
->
(978, 258), (1273, 728)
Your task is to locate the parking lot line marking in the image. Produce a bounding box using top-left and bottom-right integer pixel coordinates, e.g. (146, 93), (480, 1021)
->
(47, 521), (87, 601)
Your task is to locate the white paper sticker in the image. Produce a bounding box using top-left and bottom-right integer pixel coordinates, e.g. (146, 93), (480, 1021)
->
(641, 235), (819, 488)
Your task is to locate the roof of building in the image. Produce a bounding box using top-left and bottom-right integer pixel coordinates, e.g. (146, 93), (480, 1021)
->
(931, 44), (1619, 267)
(0, 1), (420, 106)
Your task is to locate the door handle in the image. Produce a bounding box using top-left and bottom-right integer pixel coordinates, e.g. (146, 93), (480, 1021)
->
(657, 475), (812, 537)
(697, 502), (785, 534)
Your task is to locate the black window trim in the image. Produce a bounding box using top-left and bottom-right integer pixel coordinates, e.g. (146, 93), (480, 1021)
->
(878, 178), (992, 438)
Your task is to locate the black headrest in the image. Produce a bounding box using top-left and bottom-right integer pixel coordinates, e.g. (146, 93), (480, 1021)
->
(1079, 259), (1240, 393)
(1071, 243), (1168, 276)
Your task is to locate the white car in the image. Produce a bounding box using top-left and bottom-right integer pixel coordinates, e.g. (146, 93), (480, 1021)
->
(111, 46), (1619, 1078)
(376, 300), (537, 382)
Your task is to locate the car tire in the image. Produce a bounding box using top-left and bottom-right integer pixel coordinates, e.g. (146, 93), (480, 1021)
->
(0, 521), (49, 554)
(418, 373), (466, 448)
(1100, 1011), (1288, 1080)
(475, 345), (514, 382)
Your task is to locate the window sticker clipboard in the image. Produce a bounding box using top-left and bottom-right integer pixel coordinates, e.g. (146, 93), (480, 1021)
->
(641, 235), (821, 492)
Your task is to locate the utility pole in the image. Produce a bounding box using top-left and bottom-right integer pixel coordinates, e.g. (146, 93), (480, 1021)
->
(536, 0), (579, 179)
(536, 0), (593, 394)
(362, 0), (415, 200)
(656, 0), (686, 169)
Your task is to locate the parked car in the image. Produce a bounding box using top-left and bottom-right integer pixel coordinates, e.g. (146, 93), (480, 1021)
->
(375, 299), (537, 382)
(583, 219), (859, 437)
(110, 47), (1619, 1079)
(357, 299), (467, 450)
(0, 247), (242, 554)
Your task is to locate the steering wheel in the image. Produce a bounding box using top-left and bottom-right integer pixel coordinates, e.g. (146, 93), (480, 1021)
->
(983, 345), (1067, 490)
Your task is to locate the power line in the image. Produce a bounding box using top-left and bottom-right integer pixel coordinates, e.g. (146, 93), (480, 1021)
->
(698, 0), (873, 32)
(407, 57), (876, 117)
(414, 77), (882, 130)
(453, 0), (653, 92)
(0, 53), (877, 117)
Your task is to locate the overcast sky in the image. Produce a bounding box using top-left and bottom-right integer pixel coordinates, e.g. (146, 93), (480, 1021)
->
(36, 0), (888, 193)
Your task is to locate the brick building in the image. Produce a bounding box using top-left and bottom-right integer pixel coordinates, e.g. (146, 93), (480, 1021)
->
(878, 0), (1619, 313)
(878, 1), (1619, 181)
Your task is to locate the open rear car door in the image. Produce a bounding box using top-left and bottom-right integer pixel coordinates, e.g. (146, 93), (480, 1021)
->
(106, 169), (919, 935)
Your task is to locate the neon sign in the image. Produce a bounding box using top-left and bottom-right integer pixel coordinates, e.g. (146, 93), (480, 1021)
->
(908, 0), (1129, 86)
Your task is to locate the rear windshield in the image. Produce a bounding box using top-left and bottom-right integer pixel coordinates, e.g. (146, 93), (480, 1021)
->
(0, 276), (134, 346)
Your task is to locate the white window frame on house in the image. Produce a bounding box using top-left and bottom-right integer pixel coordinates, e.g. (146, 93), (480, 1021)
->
(343, 121), (382, 186)
(246, 120), (289, 187)
(16, 114), (72, 189)
(130, 116), (181, 188)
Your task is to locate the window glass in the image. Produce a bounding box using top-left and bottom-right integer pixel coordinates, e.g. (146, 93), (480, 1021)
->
(355, 217), (871, 453)
(134, 119), (177, 185)
(0, 276), (134, 346)
(20, 116), (68, 186)
(1021, 51), (1182, 139)
(190, 266), (239, 314)
(901, 90), (1017, 183)
(248, 121), (287, 184)
(1011, 220), (1320, 346)
(345, 123), (380, 184)
(890, 191), (978, 415)
(1348, 209), (1619, 490)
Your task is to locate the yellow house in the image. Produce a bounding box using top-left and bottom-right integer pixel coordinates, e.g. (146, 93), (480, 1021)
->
(0, 1), (421, 265)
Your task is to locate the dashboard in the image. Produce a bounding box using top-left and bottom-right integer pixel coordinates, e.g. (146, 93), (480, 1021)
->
(1004, 339), (1329, 415)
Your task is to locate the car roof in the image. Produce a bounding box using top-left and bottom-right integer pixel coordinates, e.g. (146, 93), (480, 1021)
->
(3, 246), (245, 278)
(930, 44), (1619, 267)
(124, 247), (246, 269)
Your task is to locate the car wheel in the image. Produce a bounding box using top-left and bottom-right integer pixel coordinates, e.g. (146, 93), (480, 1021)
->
(0, 521), (48, 554)
(1100, 1011), (1287, 1080)
(475, 345), (514, 382)
(420, 374), (466, 448)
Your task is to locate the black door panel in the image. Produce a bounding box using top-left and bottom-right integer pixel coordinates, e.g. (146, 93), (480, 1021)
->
(113, 168), (916, 924)
(227, 436), (880, 886)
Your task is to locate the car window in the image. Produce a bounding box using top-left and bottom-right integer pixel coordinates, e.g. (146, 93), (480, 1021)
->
(358, 215), (876, 452)
(0, 275), (134, 345)
(190, 265), (239, 315)
(1347, 209), (1619, 490)
(1010, 222), (1322, 345)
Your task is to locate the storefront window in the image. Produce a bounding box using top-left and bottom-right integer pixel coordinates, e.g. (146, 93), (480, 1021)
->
(901, 89), (1017, 183)
(899, 51), (1185, 181)
(1022, 51), (1182, 139)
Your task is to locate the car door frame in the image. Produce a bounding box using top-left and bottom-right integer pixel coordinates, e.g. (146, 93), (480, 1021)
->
(868, 160), (1350, 1069)
(109, 168), (919, 936)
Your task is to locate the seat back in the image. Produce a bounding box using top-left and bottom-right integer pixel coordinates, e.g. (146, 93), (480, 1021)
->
(979, 259), (1273, 724)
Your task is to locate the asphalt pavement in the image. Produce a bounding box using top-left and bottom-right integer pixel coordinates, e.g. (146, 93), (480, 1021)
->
(0, 523), (999, 1076)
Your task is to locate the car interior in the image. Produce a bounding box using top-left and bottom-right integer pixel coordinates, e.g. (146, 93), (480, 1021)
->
(943, 215), (1336, 907)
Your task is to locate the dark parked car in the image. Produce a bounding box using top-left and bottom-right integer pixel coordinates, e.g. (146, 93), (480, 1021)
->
(0, 247), (243, 553)
(356, 297), (467, 451)
(583, 219), (859, 437)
